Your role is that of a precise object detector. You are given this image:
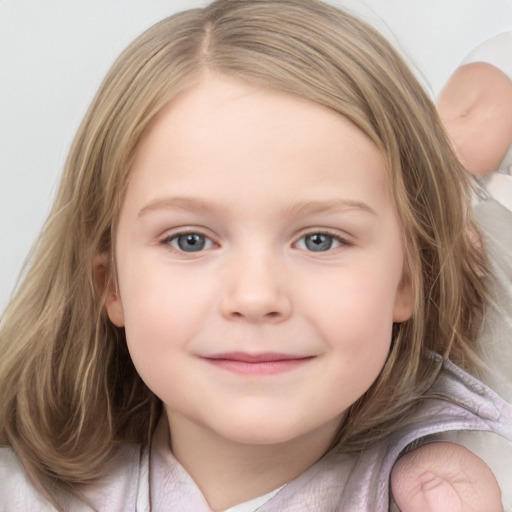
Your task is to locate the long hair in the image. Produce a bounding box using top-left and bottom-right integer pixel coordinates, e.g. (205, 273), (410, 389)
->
(0, 0), (486, 504)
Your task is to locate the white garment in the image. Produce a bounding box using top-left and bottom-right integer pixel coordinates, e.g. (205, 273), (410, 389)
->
(462, 32), (512, 81)
(223, 486), (284, 512)
(487, 172), (512, 211)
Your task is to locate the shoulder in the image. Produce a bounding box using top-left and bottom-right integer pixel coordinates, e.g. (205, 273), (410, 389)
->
(0, 443), (145, 512)
(0, 447), (57, 511)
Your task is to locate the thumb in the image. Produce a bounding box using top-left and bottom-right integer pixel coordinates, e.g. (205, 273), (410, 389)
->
(390, 442), (502, 512)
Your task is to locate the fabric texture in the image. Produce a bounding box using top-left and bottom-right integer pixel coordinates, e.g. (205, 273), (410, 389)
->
(1, 192), (511, 511)
(1, 198), (512, 510)
(1, 352), (512, 511)
(443, 195), (512, 509)
(222, 487), (284, 512)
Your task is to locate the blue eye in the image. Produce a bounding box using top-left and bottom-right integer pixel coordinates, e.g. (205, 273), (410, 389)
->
(167, 233), (214, 252)
(297, 233), (344, 252)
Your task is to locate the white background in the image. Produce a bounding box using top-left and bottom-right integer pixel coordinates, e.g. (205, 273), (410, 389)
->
(1, 0), (512, 312)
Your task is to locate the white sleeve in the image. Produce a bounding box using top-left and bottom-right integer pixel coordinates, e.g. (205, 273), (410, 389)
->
(461, 32), (512, 81)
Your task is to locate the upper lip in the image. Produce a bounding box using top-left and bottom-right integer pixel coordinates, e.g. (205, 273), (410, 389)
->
(202, 352), (313, 363)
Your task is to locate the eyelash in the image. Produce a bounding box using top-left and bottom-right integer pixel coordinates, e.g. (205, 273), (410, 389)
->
(294, 230), (350, 252)
(160, 230), (217, 253)
(159, 228), (350, 254)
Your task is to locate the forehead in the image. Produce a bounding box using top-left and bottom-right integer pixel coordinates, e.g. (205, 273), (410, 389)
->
(127, 74), (393, 215)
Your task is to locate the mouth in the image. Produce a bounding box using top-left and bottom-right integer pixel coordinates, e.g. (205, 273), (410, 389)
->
(200, 352), (315, 376)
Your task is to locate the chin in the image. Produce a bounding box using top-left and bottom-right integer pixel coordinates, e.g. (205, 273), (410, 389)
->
(223, 428), (301, 446)
(212, 415), (318, 446)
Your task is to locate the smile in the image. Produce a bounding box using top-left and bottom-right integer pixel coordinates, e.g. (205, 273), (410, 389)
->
(201, 352), (315, 376)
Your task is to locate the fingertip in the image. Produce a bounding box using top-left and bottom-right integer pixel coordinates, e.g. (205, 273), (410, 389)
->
(391, 442), (502, 512)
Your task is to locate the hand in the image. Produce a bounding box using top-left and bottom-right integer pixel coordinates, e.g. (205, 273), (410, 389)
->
(391, 441), (502, 512)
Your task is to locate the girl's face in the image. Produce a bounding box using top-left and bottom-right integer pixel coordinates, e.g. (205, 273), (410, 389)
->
(106, 74), (413, 448)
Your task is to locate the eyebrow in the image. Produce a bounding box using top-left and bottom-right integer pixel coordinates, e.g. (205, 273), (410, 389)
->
(283, 199), (377, 218)
(138, 197), (229, 217)
(138, 196), (377, 218)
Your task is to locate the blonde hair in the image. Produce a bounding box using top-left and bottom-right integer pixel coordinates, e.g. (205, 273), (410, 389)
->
(0, 0), (486, 505)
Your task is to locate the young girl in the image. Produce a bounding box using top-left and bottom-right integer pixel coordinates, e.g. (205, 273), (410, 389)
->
(1, 1), (511, 511)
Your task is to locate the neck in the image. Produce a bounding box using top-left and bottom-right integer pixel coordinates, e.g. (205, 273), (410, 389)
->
(164, 409), (339, 511)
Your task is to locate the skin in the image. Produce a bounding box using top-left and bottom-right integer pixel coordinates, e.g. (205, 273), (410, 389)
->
(437, 62), (512, 177)
(102, 73), (498, 510)
(391, 442), (502, 512)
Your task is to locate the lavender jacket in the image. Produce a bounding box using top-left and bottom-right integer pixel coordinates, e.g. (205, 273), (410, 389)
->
(1, 356), (512, 512)
(2, 197), (512, 511)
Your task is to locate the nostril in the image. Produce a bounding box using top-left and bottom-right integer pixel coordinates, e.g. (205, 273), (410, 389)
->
(230, 311), (280, 319)
(227, 310), (283, 322)
(220, 286), (292, 323)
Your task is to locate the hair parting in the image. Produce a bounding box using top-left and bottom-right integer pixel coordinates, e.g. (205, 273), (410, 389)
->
(0, 0), (487, 505)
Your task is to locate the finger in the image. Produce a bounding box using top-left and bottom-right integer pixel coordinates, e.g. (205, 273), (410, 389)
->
(391, 442), (502, 512)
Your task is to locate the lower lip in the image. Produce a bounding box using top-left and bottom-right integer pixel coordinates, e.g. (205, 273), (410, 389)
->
(202, 357), (313, 376)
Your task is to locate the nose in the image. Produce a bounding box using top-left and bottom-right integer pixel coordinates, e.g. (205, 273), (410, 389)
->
(219, 251), (292, 324)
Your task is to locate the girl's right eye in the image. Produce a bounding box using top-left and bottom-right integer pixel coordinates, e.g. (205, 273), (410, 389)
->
(163, 232), (215, 253)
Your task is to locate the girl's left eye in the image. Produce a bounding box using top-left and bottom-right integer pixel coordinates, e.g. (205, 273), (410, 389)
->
(295, 232), (345, 252)
(164, 233), (215, 253)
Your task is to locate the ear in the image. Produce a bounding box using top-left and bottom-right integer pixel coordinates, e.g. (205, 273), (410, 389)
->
(94, 252), (125, 327)
(392, 266), (414, 323)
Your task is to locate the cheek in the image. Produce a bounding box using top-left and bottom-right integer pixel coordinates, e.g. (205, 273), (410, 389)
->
(119, 273), (184, 360)
(304, 268), (399, 345)
(318, 280), (397, 405)
(298, 258), (403, 398)
(120, 290), (196, 405)
(119, 261), (219, 366)
(120, 258), (209, 324)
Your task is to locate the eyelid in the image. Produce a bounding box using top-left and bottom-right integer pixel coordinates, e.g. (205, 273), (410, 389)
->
(156, 226), (352, 253)
(159, 227), (219, 252)
(293, 228), (352, 251)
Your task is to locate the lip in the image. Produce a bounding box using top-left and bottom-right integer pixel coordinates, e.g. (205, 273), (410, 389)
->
(200, 352), (314, 376)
